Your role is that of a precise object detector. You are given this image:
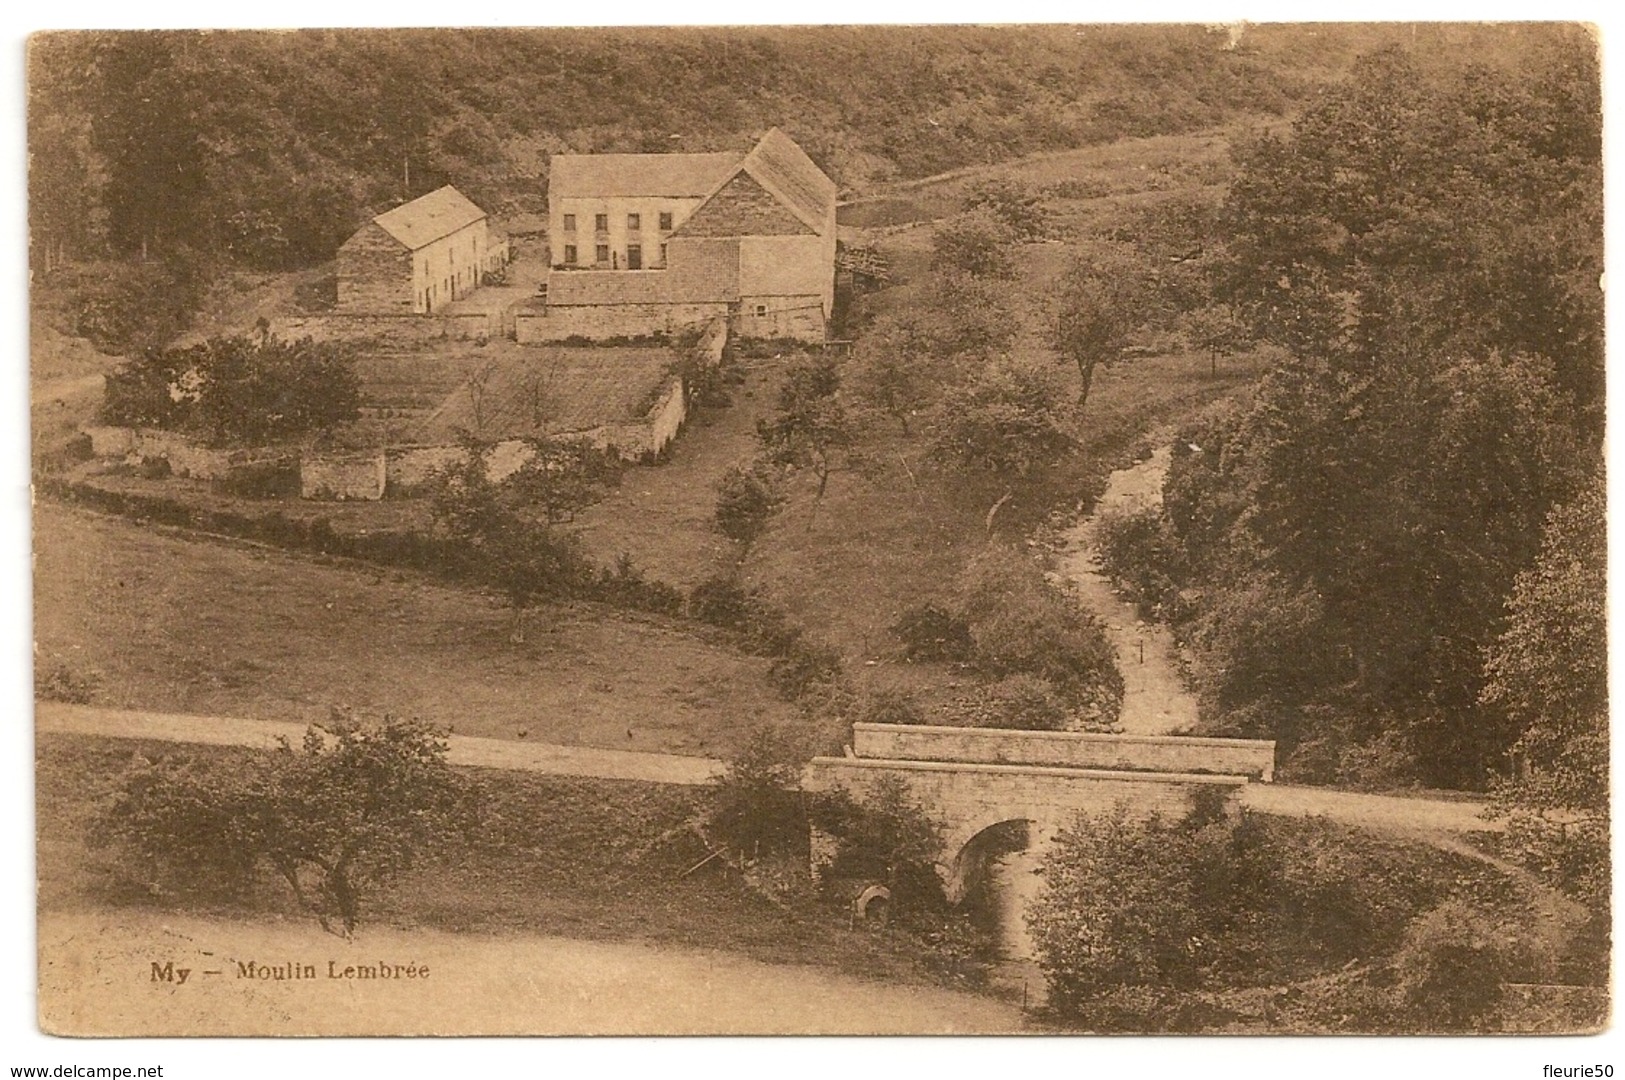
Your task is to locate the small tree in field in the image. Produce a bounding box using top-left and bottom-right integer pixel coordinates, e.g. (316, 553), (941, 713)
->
(1052, 256), (1140, 407)
(757, 355), (855, 507)
(99, 716), (476, 935)
(427, 438), (596, 641)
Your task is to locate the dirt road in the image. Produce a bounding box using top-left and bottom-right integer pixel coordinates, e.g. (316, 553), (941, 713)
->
(38, 909), (1024, 1035)
(39, 700), (1499, 835)
(37, 701), (725, 786)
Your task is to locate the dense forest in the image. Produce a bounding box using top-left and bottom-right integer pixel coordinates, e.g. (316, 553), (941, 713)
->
(1097, 38), (1603, 800)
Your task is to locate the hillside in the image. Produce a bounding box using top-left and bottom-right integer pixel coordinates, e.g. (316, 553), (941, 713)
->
(29, 23), (1585, 274)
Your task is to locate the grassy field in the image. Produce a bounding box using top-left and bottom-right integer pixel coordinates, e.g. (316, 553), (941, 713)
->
(36, 732), (994, 994)
(33, 501), (801, 757)
(837, 125), (1246, 232)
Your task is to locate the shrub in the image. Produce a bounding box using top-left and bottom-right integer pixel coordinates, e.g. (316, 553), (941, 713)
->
(706, 728), (811, 862)
(591, 553), (684, 615)
(931, 211), (1016, 279)
(963, 177), (1049, 240)
(769, 638), (842, 699)
(677, 350), (741, 409)
(688, 575), (756, 630)
(97, 716), (479, 935)
(861, 686), (924, 726)
(981, 673), (1071, 731)
(1093, 505), (1183, 619)
(954, 544), (1123, 723)
(1392, 899), (1557, 1030)
(714, 460), (785, 544)
(891, 603), (974, 662)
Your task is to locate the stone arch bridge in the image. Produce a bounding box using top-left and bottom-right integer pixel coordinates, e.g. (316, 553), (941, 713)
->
(804, 722), (1276, 903)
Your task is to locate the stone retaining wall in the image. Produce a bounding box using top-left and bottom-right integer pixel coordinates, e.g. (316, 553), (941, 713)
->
(275, 312), (496, 346)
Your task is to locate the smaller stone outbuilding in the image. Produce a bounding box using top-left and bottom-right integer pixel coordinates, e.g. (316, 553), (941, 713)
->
(336, 186), (506, 315)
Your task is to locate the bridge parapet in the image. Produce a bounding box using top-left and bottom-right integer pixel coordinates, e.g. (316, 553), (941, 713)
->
(850, 722), (1275, 781)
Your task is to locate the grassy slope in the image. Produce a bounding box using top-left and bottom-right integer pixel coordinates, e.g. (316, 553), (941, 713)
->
(33, 501), (799, 757)
(37, 733), (985, 992)
(569, 360), (785, 589)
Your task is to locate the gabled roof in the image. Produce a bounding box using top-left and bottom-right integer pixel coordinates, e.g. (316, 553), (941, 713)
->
(735, 127), (837, 235)
(669, 128), (836, 239)
(372, 186), (487, 251)
(549, 152), (740, 200)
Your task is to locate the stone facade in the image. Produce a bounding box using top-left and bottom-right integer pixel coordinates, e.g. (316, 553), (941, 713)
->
(335, 223), (415, 313)
(335, 186), (497, 315)
(805, 721), (1272, 903)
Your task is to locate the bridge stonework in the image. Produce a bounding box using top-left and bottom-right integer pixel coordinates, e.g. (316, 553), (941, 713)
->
(804, 724), (1272, 903)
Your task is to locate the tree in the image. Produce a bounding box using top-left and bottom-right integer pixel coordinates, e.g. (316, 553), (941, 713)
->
(189, 332), (361, 446)
(1220, 44), (1602, 431)
(1030, 806), (1217, 1011)
(100, 347), (194, 429)
(1481, 476), (1607, 905)
(99, 716), (476, 935)
(808, 775), (947, 912)
(1052, 259), (1137, 406)
(1180, 302), (1245, 375)
(706, 728), (810, 862)
(931, 210), (1016, 279)
(954, 543), (1123, 725)
(845, 318), (939, 435)
(930, 362), (1074, 528)
(427, 439), (595, 641)
(505, 437), (623, 523)
(757, 355), (855, 506)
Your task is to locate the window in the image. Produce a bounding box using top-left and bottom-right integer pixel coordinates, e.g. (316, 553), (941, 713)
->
(754, 304), (768, 317)
(627, 213), (641, 231)
(595, 244), (610, 264)
(627, 244), (642, 270)
(658, 211), (673, 231)
(563, 214), (576, 232)
(563, 244), (577, 265)
(594, 213), (609, 232)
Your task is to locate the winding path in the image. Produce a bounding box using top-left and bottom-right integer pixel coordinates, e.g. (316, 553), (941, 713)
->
(1048, 447), (1502, 839)
(1054, 445), (1196, 736)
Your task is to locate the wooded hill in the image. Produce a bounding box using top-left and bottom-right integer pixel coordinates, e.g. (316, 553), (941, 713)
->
(27, 23), (1581, 272)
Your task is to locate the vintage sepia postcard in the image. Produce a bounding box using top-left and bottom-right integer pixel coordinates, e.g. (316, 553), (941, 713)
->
(26, 23), (1607, 1042)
